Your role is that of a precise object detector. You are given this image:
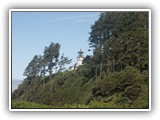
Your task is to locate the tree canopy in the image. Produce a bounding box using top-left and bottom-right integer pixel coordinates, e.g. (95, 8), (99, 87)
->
(89, 12), (148, 75)
(23, 42), (72, 80)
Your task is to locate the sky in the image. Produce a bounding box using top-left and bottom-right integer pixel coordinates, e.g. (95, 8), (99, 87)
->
(12, 11), (100, 80)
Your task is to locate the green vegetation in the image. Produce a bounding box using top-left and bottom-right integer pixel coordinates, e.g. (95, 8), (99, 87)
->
(12, 67), (148, 109)
(12, 101), (52, 108)
(11, 101), (110, 108)
(12, 12), (149, 109)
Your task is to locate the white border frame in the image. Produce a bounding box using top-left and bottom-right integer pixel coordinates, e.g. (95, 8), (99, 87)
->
(9, 9), (151, 111)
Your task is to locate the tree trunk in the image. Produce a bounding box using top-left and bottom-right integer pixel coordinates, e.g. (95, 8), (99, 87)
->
(48, 61), (52, 81)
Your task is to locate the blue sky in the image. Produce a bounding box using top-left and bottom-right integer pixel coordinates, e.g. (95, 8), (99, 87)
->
(12, 11), (100, 80)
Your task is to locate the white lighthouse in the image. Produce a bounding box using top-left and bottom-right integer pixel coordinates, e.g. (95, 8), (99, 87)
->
(76, 49), (84, 67)
(68, 49), (84, 71)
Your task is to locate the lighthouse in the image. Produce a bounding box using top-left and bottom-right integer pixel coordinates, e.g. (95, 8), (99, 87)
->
(76, 49), (84, 67)
(68, 49), (84, 71)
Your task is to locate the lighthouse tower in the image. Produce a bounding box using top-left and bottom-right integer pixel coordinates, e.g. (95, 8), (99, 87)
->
(76, 49), (84, 67)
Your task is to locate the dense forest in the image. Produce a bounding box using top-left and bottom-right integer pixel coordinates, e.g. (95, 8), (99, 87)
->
(12, 12), (149, 109)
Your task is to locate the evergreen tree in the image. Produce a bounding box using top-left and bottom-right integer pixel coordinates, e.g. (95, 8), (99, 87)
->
(23, 55), (41, 79)
(58, 53), (72, 72)
(38, 55), (47, 77)
(89, 12), (149, 75)
(43, 42), (60, 80)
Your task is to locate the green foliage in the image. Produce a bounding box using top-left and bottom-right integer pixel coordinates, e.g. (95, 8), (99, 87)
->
(89, 100), (109, 108)
(43, 42), (60, 80)
(23, 55), (41, 78)
(12, 101), (52, 108)
(58, 53), (72, 72)
(12, 66), (148, 109)
(91, 67), (148, 108)
(12, 12), (149, 109)
(89, 12), (148, 73)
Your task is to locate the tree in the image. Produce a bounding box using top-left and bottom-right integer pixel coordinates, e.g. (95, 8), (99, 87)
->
(38, 55), (47, 77)
(23, 55), (41, 79)
(58, 53), (72, 72)
(43, 42), (60, 80)
(89, 12), (149, 75)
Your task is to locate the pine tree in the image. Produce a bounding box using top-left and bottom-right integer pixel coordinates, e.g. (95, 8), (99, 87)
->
(23, 55), (41, 79)
(58, 53), (72, 72)
(43, 42), (60, 80)
(38, 55), (47, 77)
(89, 12), (149, 76)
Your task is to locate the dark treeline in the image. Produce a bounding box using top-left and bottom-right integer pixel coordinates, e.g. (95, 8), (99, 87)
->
(86, 12), (148, 77)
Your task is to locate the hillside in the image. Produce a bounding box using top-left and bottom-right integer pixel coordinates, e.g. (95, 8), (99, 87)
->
(12, 79), (22, 92)
(12, 66), (148, 108)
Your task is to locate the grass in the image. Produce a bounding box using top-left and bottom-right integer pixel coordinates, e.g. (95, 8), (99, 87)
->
(12, 101), (52, 108)
(12, 100), (113, 109)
